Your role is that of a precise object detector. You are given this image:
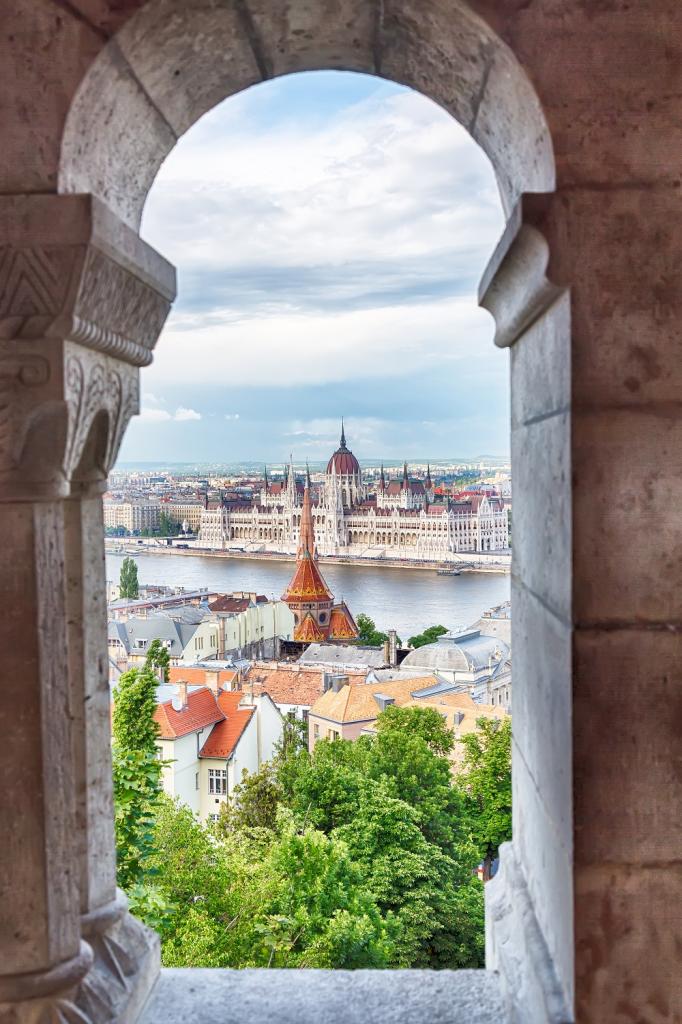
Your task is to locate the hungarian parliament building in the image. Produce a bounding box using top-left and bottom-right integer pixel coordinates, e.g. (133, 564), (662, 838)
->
(198, 427), (509, 562)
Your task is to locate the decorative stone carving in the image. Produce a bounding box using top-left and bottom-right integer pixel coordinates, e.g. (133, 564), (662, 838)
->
(479, 194), (565, 350)
(486, 842), (572, 1024)
(75, 892), (160, 1024)
(0, 195), (174, 501)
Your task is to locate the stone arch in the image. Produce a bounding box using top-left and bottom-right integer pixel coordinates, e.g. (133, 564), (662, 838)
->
(58, 1), (554, 229)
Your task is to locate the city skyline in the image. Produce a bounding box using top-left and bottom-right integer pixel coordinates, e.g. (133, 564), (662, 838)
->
(117, 70), (508, 465)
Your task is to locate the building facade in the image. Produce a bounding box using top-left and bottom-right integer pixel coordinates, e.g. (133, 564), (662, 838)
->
(198, 427), (508, 560)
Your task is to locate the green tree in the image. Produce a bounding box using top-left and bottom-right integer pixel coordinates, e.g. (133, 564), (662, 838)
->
(159, 510), (180, 536)
(119, 556), (139, 599)
(218, 762), (283, 835)
(356, 613), (401, 648)
(112, 642), (169, 923)
(407, 624), (449, 649)
(455, 718), (512, 880)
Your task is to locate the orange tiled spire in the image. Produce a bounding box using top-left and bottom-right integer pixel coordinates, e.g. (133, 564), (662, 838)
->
(284, 471), (333, 606)
(298, 464), (316, 557)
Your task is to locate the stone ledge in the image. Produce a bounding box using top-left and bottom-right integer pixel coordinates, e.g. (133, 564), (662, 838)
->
(140, 967), (506, 1024)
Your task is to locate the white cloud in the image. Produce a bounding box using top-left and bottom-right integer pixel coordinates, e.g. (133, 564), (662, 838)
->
(173, 407), (202, 421)
(137, 397), (202, 423)
(138, 407), (172, 422)
(224, 413), (240, 420)
(139, 76), (503, 394)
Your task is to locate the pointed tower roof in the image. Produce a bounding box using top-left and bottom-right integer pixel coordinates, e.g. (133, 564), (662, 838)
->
(327, 421), (360, 477)
(298, 470), (316, 558)
(426, 463), (432, 486)
(263, 465), (269, 492)
(402, 462), (409, 488)
(329, 601), (359, 640)
(379, 463), (386, 491)
(283, 475), (333, 605)
(295, 612), (326, 643)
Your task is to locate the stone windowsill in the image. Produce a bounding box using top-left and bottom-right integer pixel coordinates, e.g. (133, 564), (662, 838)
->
(140, 967), (506, 1024)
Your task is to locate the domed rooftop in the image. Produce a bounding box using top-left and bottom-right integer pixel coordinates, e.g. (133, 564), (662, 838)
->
(327, 421), (360, 476)
(401, 628), (510, 674)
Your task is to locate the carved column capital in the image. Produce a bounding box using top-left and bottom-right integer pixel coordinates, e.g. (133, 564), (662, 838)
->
(0, 194), (176, 499)
(478, 192), (566, 349)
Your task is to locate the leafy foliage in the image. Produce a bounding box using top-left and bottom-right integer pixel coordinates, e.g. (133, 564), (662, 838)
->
(407, 624), (449, 649)
(112, 641), (169, 911)
(120, 695), (507, 969)
(356, 612), (401, 648)
(159, 510), (181, 536)
(454, 718), (512, 879)
(119, 556), (139, 599)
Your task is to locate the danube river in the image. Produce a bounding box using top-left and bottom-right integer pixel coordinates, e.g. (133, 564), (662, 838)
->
(106, 551), (510, 640)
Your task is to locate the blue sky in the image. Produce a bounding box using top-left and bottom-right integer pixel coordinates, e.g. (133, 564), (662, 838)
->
(118, 71), (508, 465)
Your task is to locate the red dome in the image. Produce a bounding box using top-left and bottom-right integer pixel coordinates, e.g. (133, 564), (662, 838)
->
(327, 448), (360, 476)
(326, 423), (360, 476)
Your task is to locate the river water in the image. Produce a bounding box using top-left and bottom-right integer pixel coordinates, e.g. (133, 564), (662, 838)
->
(106, 551), (510, 640)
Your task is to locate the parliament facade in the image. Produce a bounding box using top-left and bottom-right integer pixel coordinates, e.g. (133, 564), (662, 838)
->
(199, 427), (509, 562)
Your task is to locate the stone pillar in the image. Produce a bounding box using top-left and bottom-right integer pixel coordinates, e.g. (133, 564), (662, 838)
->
(481, 194), (573, 1024)
(0, 193), (175, 1024)
(482, 183), (682, 1023)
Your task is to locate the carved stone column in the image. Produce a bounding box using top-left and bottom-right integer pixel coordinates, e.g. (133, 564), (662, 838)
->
(0, 194), (175, 1024)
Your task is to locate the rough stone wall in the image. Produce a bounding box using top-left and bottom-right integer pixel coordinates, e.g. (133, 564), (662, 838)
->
(0, 3), (680, 1024)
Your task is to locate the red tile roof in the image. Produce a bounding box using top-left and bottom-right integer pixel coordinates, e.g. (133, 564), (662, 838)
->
(168, 666), (238, 688)
(283, 553), (333, 603)
(154, 687), (224, 739)
(245, 666), (366, 708)
(199, 691), (255, 759)
(328, 602), (359, 640)
(295, 611), (327, 642)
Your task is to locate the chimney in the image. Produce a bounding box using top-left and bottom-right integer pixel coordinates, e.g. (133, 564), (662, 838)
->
(453, 710), (465, 726)
(388, 629), (398, 668)
(177, 681), (188, 709)
(374, 693), (396, 712)
(323, 671), (332, 692)
(382, 639), (390, 665)
(331, 674), (348, 693)
(204, 667), (221, 693)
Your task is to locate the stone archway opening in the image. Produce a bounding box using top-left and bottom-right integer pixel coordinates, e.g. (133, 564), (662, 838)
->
(2, 4), (582, 1024)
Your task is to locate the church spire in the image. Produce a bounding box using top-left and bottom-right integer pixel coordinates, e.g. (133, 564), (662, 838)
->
(263, 465), (269, 492)
(298, 469), (316, 558)
(426, 463), (432, 487)
(379, 463), (386, 491)
(402, 461), (409, 488)
(340, 418), (347, 450)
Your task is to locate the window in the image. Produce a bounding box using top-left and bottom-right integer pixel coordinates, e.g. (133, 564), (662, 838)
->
(195, 772), (199, 790)
(302, 709), (309, 722)
(208, 768), (227, 795)
(195, 635), (204, 650)
(313, 723), (320, 740)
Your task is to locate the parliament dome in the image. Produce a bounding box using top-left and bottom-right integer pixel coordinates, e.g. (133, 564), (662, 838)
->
(327, 422), (360, 476)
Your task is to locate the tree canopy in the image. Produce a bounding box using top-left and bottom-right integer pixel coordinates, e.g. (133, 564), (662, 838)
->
(119, 556), (139, 599)
(138, 705), (496, 969)
(454, 718), (512, 880)
(356, 612), (401, 648)
(407, 624), (449, 649)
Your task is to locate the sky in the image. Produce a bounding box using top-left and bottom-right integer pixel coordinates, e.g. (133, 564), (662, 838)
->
(118, 71), (508, 466)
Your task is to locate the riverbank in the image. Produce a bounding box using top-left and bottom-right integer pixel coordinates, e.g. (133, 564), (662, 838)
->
(105, 539), (511, 575)
(106, 550), (511, 640)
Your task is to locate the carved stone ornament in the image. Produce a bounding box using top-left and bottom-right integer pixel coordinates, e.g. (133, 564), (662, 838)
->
(0, 194), (176, 499)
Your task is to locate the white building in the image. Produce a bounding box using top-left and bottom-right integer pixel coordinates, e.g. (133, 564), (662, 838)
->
(153, 683), (283, 823)
(399, 627), (512, 712)
(103, 500), (161, 533)
(198, 427), (509, 561)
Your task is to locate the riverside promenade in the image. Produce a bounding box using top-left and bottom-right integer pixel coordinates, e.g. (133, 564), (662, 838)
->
(105, 538), (511, 575)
